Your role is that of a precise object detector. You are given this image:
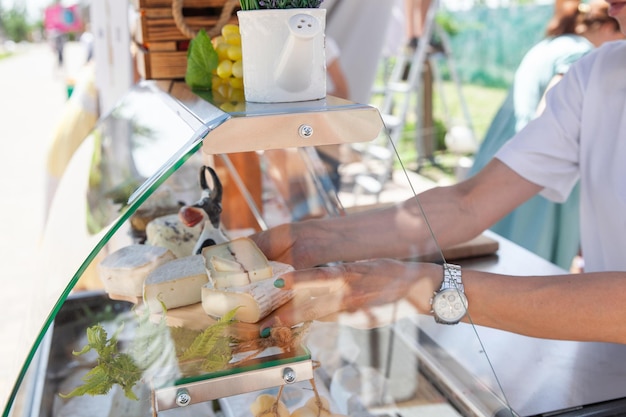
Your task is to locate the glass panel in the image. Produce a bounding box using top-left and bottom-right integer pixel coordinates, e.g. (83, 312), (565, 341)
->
(257, 128), (517, 417)
(4, 83), (210, 417)
(10, 82), (593, 417)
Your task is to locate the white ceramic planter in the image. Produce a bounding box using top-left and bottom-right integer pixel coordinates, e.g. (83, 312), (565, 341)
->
(237, 8), (327, 103)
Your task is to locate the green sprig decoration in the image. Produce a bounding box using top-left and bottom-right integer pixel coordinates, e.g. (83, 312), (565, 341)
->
(59, 324), (143, 400)
(59, 307), (241, 400)
(178, 308), (238, 372)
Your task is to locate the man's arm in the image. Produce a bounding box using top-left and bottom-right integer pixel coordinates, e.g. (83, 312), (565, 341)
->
(259, 260), (626, 345)
(459, 269), (626, 344)
(253, 159), (542, 269)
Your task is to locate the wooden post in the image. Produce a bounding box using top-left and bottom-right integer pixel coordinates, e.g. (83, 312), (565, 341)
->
(214, 152), (263, 232)
(421, 59), (435, 161)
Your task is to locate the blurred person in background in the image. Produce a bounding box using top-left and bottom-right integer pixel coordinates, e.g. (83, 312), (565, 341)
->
(50, 29), (67, 67)
(468, 0), (624, 270)
(405, 0), (433, 50)
(80, 24), (94, 63)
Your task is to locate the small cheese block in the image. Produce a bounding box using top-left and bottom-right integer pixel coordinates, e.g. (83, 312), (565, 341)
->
(146, 214), (203, 259)
(97, 244), (176, 298)
(201, 261), (294, 323)
(143, 255), (208, 311)
(202, 237), (273, 288)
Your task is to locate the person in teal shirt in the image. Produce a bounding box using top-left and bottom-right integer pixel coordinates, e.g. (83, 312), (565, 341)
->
(468, 0), (624, 269)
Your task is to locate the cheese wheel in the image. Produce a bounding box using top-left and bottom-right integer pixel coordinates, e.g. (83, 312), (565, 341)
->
(97, 245), (176, 297)
(202, 237), (274, 288)
(143, 255), (208, 311)
(201, 261), (294, 323)
(146, 214), (203, 259)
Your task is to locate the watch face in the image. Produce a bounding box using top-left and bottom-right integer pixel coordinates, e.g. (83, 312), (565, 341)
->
(433, 288), (467, 323)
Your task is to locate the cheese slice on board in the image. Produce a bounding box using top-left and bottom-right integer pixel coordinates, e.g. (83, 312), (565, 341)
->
(97, 244), (176, 297)
(202, 237), (274, 288)
(201, 261), (294, 323)
(143, 254), (208, 311)
(146, 214), (203, 259)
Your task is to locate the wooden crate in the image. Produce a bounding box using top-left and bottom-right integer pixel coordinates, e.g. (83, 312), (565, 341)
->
(132, 0), (239, 80)
(135, 46), (188, 80)
(132, 0), (229, 7)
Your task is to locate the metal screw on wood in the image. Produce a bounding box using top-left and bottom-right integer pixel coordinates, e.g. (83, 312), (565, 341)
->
(282, 367), (297, 384)
(175, 388), (191, 407)
(298, 124), (314, 138)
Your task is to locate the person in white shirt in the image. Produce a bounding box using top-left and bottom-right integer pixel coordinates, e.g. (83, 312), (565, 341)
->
(250, 0), (626, 345)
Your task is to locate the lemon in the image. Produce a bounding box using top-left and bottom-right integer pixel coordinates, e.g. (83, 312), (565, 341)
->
(215, 42), (230, 61)
(229, 77), (244, 89)
(221, 24), (240, 38)
(231, 60), (243, 79)
(216, 60), (233, 79)
(227, 45), (242, 61)
(225, 33), (241, 46)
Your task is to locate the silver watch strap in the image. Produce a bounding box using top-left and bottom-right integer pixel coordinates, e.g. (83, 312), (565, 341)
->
(442, 263), (463, 292)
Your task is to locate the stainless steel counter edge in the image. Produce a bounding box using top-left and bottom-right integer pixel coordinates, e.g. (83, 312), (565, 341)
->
(420, 231), (626, 416)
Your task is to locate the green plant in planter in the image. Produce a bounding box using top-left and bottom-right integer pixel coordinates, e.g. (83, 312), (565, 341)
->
(239, 0), (323, 10)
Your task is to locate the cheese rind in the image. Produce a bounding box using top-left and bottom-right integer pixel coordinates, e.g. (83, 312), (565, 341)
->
(201, 261), (294, 323)
(97, 245), (176, 297)
(202, 237), (273, 288)
(146, 214), (204, 258)
(143, 255), (208, 311)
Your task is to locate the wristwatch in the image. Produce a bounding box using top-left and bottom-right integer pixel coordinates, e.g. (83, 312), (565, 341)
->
(430, 263), (468, 325)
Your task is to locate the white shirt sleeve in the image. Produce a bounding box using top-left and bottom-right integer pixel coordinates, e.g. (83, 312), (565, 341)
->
(495, 52), (585, 203)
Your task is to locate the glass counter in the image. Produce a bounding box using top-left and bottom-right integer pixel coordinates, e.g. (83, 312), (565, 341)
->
(4, 80), (626, 417)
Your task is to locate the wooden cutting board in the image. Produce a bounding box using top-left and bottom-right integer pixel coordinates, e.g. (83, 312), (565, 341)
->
(151, 303), (260, 341)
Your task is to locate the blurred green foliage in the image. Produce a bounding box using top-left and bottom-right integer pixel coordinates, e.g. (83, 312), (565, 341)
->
(443, 4), (554, 88)
(0, 2), (32, 42)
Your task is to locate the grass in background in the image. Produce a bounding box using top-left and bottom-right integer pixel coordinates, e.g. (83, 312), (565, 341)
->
(436, 82), (508, 142)
(392, 81), (508, 183)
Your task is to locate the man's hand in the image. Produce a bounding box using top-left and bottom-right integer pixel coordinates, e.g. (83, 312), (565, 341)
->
(257, 259), (442, 336)
(250, 221), (322, 269)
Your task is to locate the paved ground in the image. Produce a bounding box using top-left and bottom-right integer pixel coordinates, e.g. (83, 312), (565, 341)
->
(0, 40), (87, 413)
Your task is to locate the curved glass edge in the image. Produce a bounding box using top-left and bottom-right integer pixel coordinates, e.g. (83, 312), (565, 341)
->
(3, 140), (205, 417)
(2, 86), (214, 417)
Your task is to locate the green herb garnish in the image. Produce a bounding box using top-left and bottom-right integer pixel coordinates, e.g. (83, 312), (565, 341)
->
(60, 307), (240, 400)
(59, 324), (143, 400)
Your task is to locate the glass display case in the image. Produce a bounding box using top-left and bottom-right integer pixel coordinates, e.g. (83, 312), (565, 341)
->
(4, 80), (626, 417)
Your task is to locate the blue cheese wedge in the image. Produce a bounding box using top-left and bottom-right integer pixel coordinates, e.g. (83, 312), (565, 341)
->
(143, 255), (208, 311)
(146, 214), (203, 259)
(202, 237), (274, 288)
(201, 261), (294, 323)
(97, 244), (176, 298)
